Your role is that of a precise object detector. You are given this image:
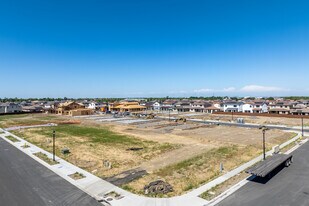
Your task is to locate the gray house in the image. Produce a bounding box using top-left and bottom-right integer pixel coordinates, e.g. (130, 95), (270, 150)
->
(0, 103), (22, 114)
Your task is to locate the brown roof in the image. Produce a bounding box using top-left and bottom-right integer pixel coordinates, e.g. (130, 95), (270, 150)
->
(269, 108), (290, 112)
(253, 108), (262, 111)
(205, 106), (221, 110)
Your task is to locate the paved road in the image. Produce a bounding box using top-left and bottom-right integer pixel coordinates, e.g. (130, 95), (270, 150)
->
(0, 138), (101, 206)
(217, 141), (309, 206)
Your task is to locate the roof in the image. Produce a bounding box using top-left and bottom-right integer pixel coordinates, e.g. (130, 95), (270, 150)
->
(58, 101), (83, 107)
(269, 108), (290, 112)
(224, 101), (243, 105)
(0, 102), (19, 107)
(205, 106), (221, 110)
(114, 105), (146, 109)
(253, 108), (262, 111)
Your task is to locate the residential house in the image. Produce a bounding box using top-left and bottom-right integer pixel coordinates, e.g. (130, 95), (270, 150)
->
(88, 102), (98, 110)
(0, 103), (22, 114)
(252, 102), (268, 113)
(160, 100), (177, 112)
(109, 101), (146, 113)
(175, 100), (191, 112)
(223, 101), (244, 112)
(242, 101), (268, 113)
(56, 101), (94, 116)
(242, 102), (254, 113)
(188, 100), (212, 113)
(268, 101), (293, 114)
(204, 105), (221, 113)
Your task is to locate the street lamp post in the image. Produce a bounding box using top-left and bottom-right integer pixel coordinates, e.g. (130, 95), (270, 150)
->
(52, 130), (56, 161)
(259, 126), (269, 160)
(302, 116), (304, 138)
(169, 108), (171, 122)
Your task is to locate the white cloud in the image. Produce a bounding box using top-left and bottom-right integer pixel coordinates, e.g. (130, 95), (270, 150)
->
(193, 87), (235, 93)
(193, 88), (214, 93)
(223, 87), (236, 92)
(193, 85), (289, 94)
(240, 85), (288, 92)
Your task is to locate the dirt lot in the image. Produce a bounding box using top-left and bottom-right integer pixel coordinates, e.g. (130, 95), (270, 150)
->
(158, 112), (309, 127)
(1, 113), (297, 197)
(110, 120), (295, 196)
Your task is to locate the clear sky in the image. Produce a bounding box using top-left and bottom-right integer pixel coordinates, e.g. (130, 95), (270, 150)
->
(0, 0), (309, 98)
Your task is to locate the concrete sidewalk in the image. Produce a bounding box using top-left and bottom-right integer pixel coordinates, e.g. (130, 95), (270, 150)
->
(0, 127), (302, 206)
(4, 123), (57, 131)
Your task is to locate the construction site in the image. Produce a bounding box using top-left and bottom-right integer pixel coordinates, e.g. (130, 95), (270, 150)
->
(0, 112), (299, 196)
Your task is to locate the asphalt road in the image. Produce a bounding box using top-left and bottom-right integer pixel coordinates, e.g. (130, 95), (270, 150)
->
(217, 141), (309, 206)
(0, 138), (101, 206)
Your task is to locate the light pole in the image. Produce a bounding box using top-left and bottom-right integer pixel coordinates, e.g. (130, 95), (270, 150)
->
(52, 130), (56, 161)
(168, 108), (171, 122)
(259, 126), (269, 160)
(302, 116), (304, 138)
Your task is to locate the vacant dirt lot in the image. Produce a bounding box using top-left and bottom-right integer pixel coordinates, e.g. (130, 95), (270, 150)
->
(159, 112), (309, 127)
(1, 113), (297, 197)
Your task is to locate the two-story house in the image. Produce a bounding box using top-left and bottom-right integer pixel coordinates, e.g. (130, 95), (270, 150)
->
(223, 101), (244, 112)
(0, 103), (22, 114)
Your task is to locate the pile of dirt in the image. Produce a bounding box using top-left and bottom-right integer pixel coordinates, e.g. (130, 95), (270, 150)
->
(144, 180), (173, 195)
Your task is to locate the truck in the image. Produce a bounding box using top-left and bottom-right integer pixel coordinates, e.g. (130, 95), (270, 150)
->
(246, 153), (293, 178)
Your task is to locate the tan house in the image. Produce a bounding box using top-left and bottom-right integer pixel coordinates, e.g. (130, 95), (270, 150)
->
(56, 101), (94, 116)
(109, 101), (146, 113)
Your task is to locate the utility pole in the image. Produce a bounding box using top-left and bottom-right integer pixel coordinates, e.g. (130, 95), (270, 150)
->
(259, 126), (269, 161)
(232, 111), (234, 121)
(53, 130), (56, 161)
(169, 108), (171, 122)
(262, 129), (266, 160)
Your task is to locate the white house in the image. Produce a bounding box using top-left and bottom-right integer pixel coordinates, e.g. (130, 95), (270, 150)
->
(242, 103), (254, 113)
(223, 101), (243, 112)
(87, 102), (98, 110)
(152, 102), (161, 111)
(252, 102), (268, 113)
(0, 103), (22, 114)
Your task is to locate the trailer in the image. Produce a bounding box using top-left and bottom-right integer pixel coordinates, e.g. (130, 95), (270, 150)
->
(246, 153), (293, 178)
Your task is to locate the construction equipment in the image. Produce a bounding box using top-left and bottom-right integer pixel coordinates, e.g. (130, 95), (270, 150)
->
(146, 113), (155, 119)
(175, 117), (186, 123)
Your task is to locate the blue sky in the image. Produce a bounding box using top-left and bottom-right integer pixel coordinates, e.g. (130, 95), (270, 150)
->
(0, 0), (309, 98)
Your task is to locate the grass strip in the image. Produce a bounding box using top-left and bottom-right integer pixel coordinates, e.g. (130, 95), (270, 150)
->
(6, 135), (20, 142)
(34, 152), (59, 165)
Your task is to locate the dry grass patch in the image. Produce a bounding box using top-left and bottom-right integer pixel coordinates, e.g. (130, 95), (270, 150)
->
(34, 152), (59, 165)
(199, 171), (249, 200)
(0, 114), (67, 128)
(69, 172), (85, 180)
(123, 144), (261, 197)
(11, 124), (179, 178)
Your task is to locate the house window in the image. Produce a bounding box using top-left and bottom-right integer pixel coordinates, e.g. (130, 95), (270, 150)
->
(234, 105), (237, 107)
